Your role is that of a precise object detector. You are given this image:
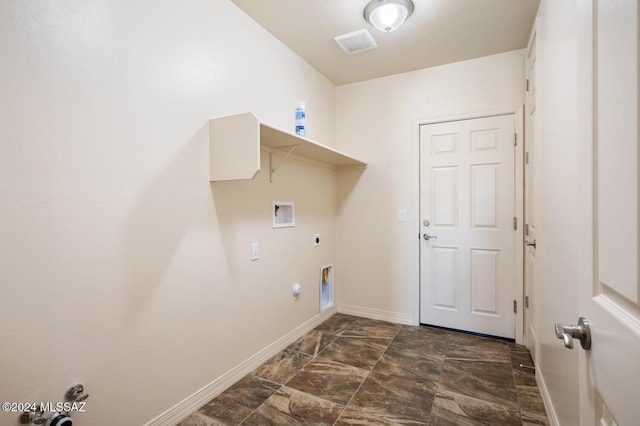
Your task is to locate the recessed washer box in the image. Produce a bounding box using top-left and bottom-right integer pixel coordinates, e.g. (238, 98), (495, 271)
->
(320, 264), (334, 312)
(273, 202), (295, 228)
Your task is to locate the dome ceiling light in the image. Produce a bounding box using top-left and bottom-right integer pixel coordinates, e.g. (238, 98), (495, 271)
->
(364, 0), (415, 33)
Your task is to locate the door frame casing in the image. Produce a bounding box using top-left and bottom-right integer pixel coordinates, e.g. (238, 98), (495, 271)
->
(411, 108), (524, 344)
(524, 19), (539, 355)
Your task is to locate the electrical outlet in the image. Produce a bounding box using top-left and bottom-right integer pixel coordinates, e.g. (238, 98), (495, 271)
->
(251, 242), (259, 261)
(313, 234), (320, 247)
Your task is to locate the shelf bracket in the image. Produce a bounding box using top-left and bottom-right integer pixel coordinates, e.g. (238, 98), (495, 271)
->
(269, 145), (298, 182)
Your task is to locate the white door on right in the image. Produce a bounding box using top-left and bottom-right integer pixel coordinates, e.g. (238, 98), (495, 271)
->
(576, 1), (640, 425)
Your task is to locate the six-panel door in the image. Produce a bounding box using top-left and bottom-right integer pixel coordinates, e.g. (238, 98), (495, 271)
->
(420, 114), (517, 338)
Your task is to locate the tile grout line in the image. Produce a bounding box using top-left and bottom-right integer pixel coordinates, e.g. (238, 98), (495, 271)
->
(235, 375), (283, 425)
(331, 322), (403, 425)
(425, 332), (453, 426)
(330, 318), (375, 425)
(218, 326), (339, 425)
(269, 327), (350, 424)
(510, 348), (534, 425)
(511, 355), (527, 426)
(511, 351), (550, 425)
(274, 317), (362, 426)
(237, 323), (343, 426)
(435, 337), (531, 425)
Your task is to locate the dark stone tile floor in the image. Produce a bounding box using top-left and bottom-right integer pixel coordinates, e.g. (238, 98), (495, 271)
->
(179, 314), (549, 425)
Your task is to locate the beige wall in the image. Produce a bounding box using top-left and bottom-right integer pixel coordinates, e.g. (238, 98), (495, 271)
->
(335, 50), (526, 323)
(0, 0), (337, 424)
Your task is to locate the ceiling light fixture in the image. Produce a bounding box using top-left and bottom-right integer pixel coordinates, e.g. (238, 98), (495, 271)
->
(364, 0), (414, 33)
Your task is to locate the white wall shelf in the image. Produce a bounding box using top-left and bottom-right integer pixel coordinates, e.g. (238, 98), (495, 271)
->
(209, 112), (367, 181)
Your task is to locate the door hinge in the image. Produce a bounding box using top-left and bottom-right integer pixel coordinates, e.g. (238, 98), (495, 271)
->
(525, 151), (529, 164)
(525, 223), (530, 236)
(525, 295), (529, 309)
(513, 217), (517, 230)
(526, 79), (530, 91)
(514, 133), (517, 147)
(513, 300), (518, 314)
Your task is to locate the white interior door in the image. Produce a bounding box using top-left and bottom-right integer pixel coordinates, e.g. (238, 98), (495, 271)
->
(576, 1), (640, 425)
(419, 115), (517, 338)
(524, 26), (538, 356)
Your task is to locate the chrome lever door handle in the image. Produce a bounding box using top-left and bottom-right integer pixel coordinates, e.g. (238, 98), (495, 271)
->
(554, 317), (591, 350)
(525, 240), (536, 249)
(423, 233), (437, 241)
(554, 324), (574, 349)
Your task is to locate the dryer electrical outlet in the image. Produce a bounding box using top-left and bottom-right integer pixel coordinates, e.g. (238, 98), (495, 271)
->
(313, 234), (320, 247)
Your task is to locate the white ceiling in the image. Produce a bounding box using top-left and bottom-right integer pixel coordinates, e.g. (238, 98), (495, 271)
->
(231, 0), (540, 85)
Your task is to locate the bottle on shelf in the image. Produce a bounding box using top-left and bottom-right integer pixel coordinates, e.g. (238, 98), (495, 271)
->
(295, 101), (306, 137)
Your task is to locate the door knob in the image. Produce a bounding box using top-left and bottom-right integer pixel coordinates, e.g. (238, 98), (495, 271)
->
(423, 233), (437, 241)
(554, 317), (591, 350)
(525, 240), (536, 249)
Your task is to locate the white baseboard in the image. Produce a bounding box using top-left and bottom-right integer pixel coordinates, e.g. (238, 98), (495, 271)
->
(536, 366), (559, 426)
(145, 309), (336, 426)
(337, 304), (413, 325)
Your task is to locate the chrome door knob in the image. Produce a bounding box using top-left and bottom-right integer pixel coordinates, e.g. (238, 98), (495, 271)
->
(423, 233), (437, 241)
(554, 317), (591, 350)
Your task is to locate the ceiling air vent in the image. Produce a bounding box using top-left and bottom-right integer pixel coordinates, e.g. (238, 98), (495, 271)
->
(334, 29), (377, 54)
